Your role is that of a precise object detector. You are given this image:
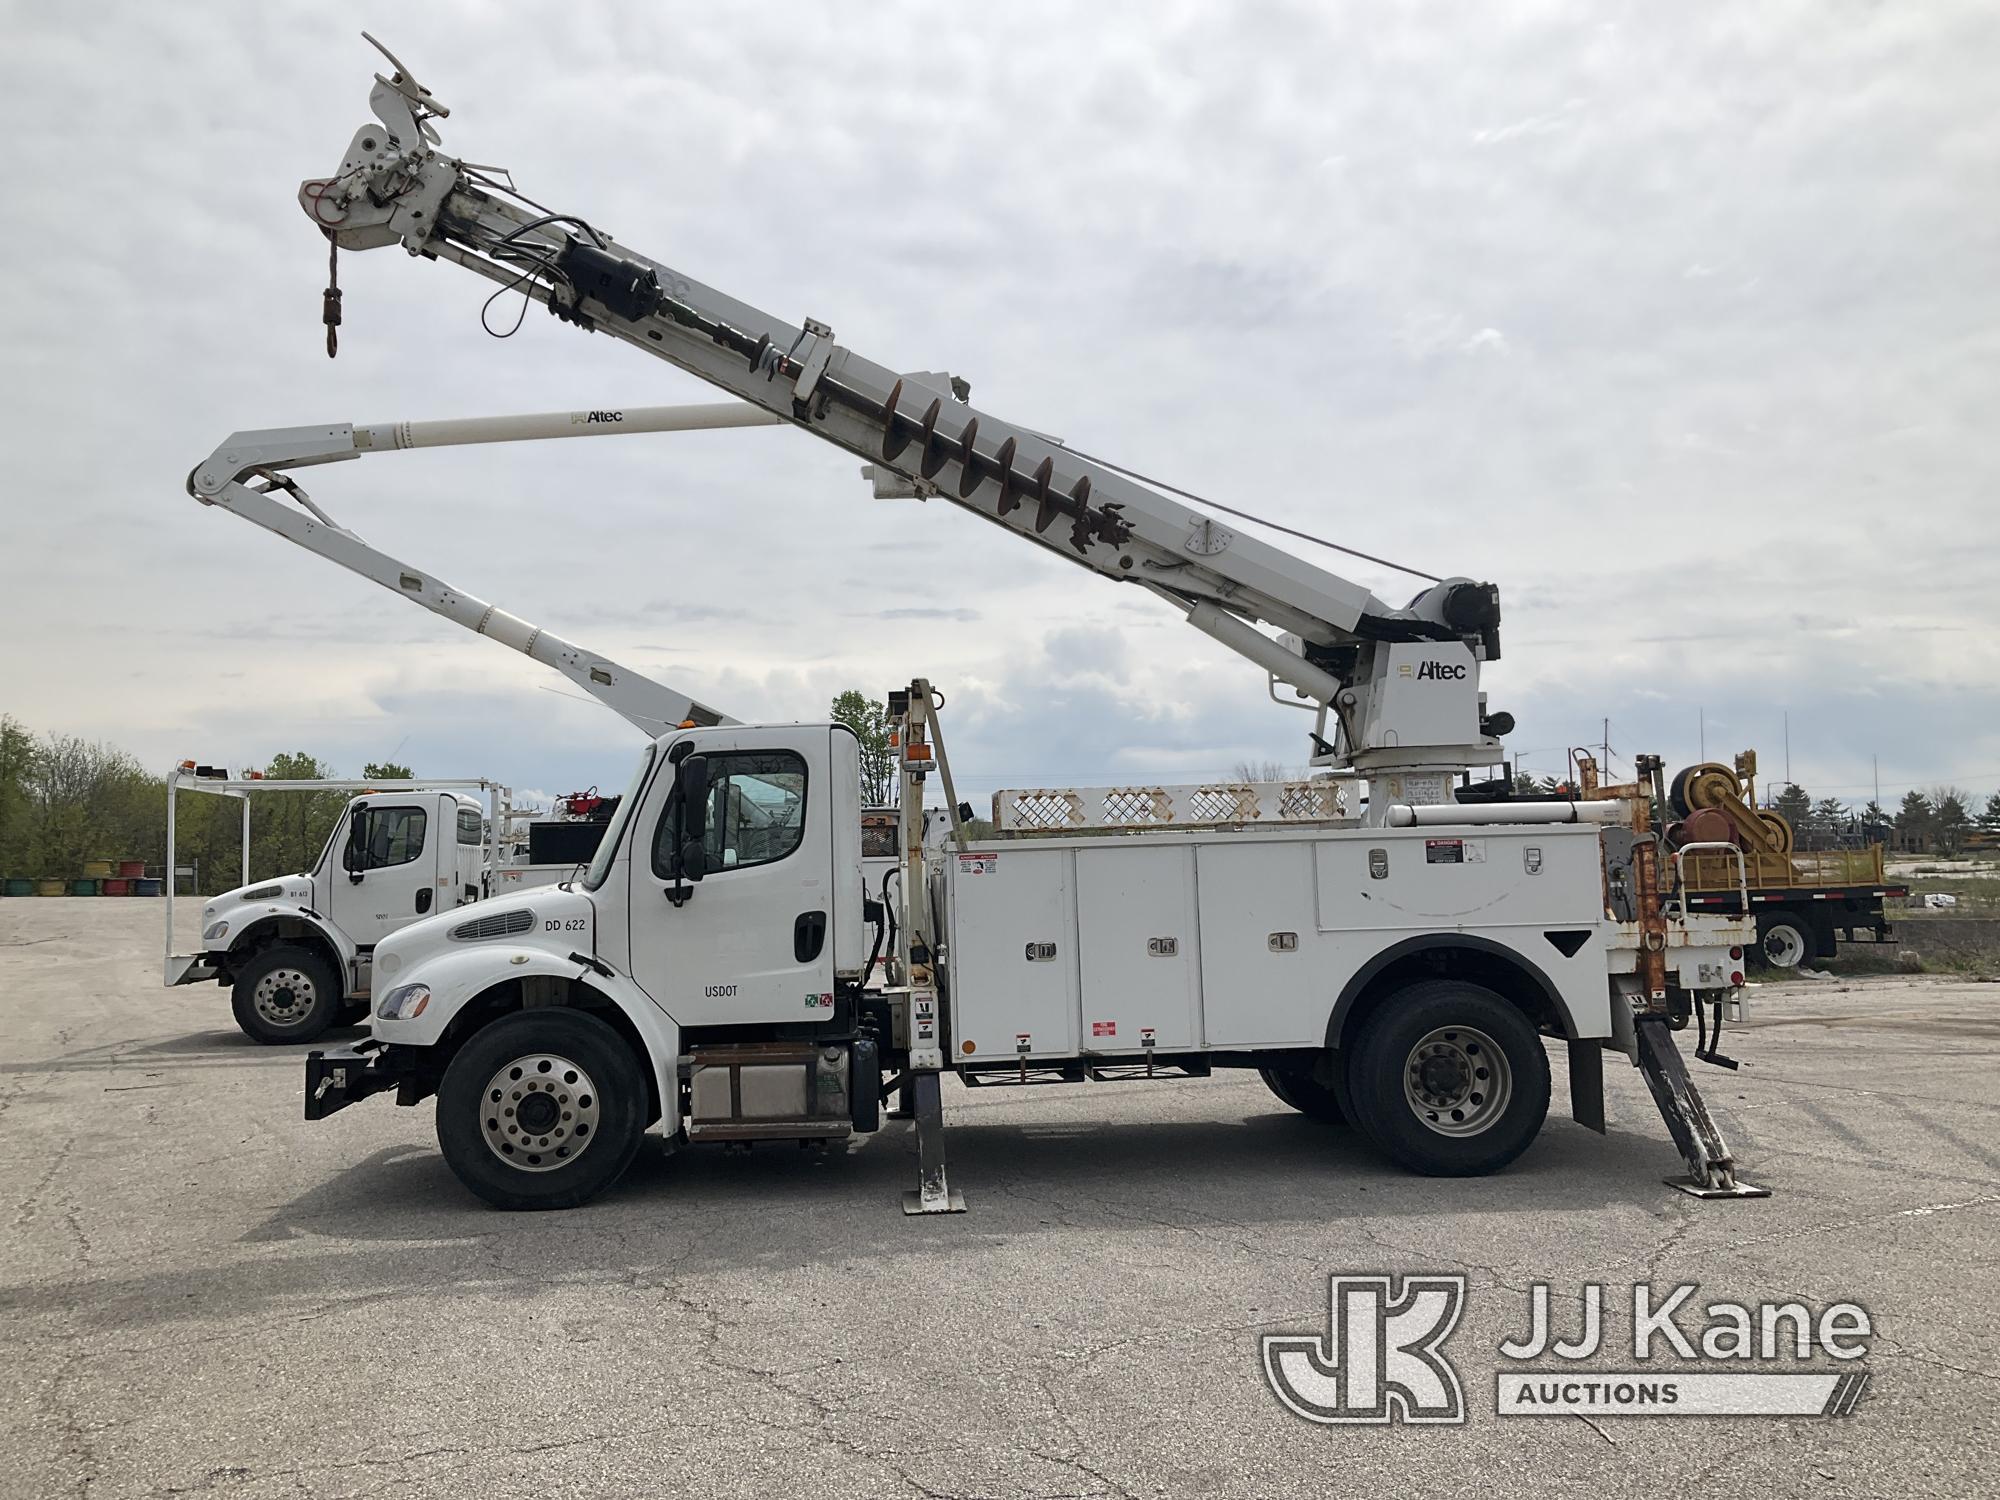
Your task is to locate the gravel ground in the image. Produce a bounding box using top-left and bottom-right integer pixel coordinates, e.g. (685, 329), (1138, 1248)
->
(3, 899), (1996, 1498)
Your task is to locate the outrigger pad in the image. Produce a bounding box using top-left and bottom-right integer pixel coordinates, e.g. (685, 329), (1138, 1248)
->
(1633, 1015), (1772, 1202)
(1665, 1176), (1771, 1200)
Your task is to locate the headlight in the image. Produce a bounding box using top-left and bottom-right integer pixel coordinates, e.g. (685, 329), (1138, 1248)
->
(376, 983), (431, 1021)
(202, 920), (230, 942)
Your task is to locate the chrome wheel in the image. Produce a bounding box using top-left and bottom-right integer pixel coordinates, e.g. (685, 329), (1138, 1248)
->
(252, 967), (318, 1027)
(479, 1053), (601, 1173)
(1402, 1025), (1512, 1138)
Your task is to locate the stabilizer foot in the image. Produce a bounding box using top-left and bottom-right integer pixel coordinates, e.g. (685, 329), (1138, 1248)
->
(1635, 1015), (1770, 1201)
(1665, 1176), (1770, 1200)
(901, 1071), (966, 1215)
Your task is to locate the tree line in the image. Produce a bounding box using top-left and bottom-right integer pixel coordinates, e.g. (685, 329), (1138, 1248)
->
(0, 714), (413, 894)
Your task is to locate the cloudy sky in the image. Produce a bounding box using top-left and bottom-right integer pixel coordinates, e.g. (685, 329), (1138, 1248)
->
(2, 2), (1996, 813)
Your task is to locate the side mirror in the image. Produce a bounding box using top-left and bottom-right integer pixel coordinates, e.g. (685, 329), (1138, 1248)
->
(676, 757), (710, 884)
(678, 838), (709, 881)
(344, 807), (370, 883)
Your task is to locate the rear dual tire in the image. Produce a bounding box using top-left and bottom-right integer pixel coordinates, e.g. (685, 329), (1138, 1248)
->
(1755, 914), (1815, 971)
(1259, 1065), (1348, 1124)
(1345, 981), (1551, 1177)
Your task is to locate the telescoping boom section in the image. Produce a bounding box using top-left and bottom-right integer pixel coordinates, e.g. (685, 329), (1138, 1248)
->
(292, 36), (1510, 810)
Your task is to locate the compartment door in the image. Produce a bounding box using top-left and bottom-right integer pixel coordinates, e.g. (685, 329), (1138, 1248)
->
(1075, 844), (1200, 1053)
(947, 848), (1078, 1063)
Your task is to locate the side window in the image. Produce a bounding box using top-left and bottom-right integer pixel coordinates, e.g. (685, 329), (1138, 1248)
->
(652, 752), (808, 877)
(365, 807), (428, 869)
(457, 808), (483, 846)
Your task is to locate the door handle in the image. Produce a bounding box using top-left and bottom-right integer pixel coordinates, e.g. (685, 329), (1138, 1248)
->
(415, 888), (433, 915)
(794, 910), (827, 963)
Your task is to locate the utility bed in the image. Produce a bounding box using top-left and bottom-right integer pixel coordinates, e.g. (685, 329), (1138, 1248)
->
(941, 823), (1617, 1067)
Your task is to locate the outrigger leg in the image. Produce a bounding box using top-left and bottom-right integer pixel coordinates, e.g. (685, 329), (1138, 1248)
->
(900, 1072), (965, 1215)
(1634, 1016), (1770, 1199)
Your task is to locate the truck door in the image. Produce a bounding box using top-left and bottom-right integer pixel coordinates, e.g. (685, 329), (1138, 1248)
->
(329, 798), (441, 952)
(451, 801), (484, 906)
(627, 728), (836, 1027)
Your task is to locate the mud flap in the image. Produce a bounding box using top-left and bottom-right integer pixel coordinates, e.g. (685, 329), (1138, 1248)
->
(900, 1072), (966, 1215)
(1567, 1039), (1606, 1134)
(1633, 1016), (1770, 1199)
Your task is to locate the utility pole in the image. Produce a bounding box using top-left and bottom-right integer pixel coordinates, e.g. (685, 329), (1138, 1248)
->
(1783, 711), (1791, 786)
(1873, 755), (1880, 810)
(1699, 706), (1705, 761)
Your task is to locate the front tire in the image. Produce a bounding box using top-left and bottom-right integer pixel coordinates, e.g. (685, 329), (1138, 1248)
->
(436, 1009), (648, 1211)
(1347, 981), (1551, 1176)
(230, 943), (341, 1045)
(1259, 1065), (1348, 1124)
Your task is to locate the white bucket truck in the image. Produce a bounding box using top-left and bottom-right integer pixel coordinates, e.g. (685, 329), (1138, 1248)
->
(203, 41), (1761, 1209)
(165, 766), (574, 1043)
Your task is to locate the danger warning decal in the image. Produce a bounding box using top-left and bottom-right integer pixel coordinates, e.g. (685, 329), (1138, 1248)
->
(1092, 1020), (1117, 1038)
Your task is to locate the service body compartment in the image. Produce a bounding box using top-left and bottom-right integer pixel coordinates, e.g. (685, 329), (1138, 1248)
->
(944, 823), (1617, 1067)
(944, 846), (1078, 1062)
(1190, 840), (1324, 1048)
(1075, 844), (1200, 1053)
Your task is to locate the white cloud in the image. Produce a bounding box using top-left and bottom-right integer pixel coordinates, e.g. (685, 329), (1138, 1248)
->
(1, 3), (1997, 808)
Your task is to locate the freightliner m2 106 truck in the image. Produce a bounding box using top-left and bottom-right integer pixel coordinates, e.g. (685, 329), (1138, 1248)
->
(193, 40), (1764, 1211)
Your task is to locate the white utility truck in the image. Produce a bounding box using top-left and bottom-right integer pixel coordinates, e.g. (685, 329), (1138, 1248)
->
(164, 764), (585, 1043)
(202, 40), (1764, 1211)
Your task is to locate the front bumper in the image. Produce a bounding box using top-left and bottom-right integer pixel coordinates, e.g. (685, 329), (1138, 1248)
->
(304, 1041), (400, 1121)
(165, 953), (218, 988)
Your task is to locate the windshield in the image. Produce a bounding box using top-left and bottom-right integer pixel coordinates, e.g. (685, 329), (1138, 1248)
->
(582, 746), (656, 891)
(309, 801), (356, 877)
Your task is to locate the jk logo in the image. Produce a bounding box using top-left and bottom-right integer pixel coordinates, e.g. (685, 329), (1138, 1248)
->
(1262, 1275), (1467, 1425)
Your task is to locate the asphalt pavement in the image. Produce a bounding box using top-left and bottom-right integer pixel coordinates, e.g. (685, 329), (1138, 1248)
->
(3, 899), (1995, 1498)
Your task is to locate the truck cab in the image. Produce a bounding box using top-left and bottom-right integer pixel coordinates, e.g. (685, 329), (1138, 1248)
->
(170, 789), (489, 1044)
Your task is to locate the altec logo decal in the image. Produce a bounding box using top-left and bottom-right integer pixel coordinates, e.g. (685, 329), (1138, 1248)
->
(572, 410), (624, 424)
(1415, 661), (1466, 681)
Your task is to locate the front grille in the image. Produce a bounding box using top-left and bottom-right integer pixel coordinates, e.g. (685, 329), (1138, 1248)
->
(451, 908), (534, 941)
